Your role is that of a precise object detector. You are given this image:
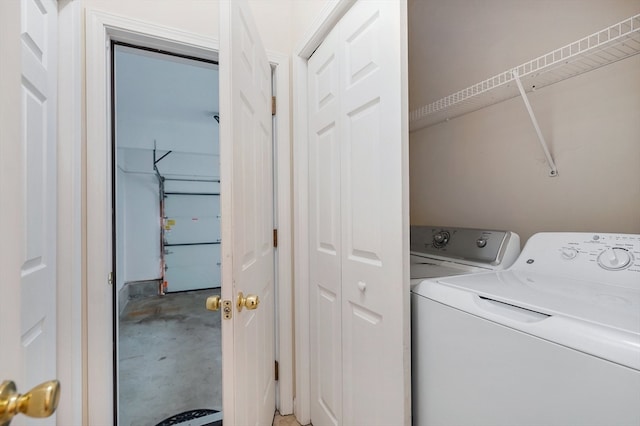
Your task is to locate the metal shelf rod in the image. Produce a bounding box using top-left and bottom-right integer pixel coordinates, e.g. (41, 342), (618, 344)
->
(512, 70), (558, 177)
(154, 150), (172, 165)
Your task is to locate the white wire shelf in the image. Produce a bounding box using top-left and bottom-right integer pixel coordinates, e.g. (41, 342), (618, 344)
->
(409, 13), (640, 132)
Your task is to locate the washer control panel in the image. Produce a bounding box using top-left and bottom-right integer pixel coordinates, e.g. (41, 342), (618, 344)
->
(410, 225), (521, 268)
(432, 231), (450, 248)
(515, 232), (640, 288)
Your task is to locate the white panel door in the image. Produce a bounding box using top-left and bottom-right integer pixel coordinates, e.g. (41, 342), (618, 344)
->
(220, 0), (275, 424)
(308, 1), (410, 425)
(308, 26), (343, 426)
(0, 0), (59, 424)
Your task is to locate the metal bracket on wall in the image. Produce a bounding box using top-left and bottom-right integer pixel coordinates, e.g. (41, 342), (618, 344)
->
(512, 69), (558, 177)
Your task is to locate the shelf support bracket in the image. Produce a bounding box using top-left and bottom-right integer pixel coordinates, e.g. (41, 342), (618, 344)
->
(512, 69), (558, 177)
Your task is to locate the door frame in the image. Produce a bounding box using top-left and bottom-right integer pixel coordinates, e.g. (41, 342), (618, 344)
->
(291, 0), (356, 423)
(56, 1), (83, 425)
(85, 9), (293, 423)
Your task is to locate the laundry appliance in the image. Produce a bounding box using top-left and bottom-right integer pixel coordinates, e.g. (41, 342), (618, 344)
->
(412, 232), (640, 426)
(410, 225), (521, 284)
(410, 226), (521, 422)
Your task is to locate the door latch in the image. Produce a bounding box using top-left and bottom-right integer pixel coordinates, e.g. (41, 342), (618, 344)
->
(222, 300), (233, 320)
(206, 296), (233, 320)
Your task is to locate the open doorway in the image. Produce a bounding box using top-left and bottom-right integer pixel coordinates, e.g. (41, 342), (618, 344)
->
(112, 43), (223, 426)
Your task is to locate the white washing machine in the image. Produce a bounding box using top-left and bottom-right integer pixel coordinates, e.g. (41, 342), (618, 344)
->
(410, 226), (521, 284)
(412, 232), (640, 426)
(410, 226), (521, 422)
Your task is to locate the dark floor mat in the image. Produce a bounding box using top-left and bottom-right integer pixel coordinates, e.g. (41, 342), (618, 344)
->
(155, 409), (221, 426)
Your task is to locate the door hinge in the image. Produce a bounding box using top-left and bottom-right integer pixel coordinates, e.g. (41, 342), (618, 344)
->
(273, 229), (278, 248)
(108, 272), (114, 286)
(275, 360), (279, 381)
(272, 96), (276, 116)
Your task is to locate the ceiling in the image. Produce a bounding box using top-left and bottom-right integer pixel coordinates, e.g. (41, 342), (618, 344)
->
(114, 44), (219, 156)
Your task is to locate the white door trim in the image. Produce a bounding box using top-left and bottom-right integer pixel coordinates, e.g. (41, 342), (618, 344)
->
(292, 0), (356, 423)
(269, 50), (295, 416)
(56, 1), (83, 424)
(85, 9), (293, 423)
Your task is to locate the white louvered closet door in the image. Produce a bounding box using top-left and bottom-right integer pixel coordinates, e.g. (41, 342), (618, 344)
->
(308, 1), (410, 425)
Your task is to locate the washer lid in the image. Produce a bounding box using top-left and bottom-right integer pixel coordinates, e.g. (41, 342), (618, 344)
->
(436, 270), (640, 334)
(418, 272), (640, 370)
(410, 254), (488, 279)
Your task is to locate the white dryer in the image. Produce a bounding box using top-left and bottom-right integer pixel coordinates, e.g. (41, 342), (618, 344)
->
(412, 232), (640, 426)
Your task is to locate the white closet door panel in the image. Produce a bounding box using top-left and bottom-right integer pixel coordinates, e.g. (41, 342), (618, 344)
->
(308, 25), (342, 426)
(343, 99), (383, 264)
(307, 2), (409, 425)
(339, 1), (408, 425)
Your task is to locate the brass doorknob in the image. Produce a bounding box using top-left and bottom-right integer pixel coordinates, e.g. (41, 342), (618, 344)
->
(206, 295), (222, 311)
(0, 380), (60, 425)
(236, 292), (260, 312)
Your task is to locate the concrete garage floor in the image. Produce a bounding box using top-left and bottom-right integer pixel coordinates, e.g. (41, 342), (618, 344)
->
(118, 288), (222, 426)
(118, 287), (304, 426)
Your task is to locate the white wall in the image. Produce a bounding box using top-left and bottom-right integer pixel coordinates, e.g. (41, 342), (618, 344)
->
(83, 0), (329, 54)
(115, 45), (219, 154)
(120, 165), (162, 285)
(408, 0), (640, 243)
(83, 0), (219, 38)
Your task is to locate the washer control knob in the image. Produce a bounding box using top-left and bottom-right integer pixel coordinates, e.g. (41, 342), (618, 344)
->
(476, 238), (487, 248)
(433, 231), (450, 248)
(597, 248), (633, 270)
(560, 247), (578, 260)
